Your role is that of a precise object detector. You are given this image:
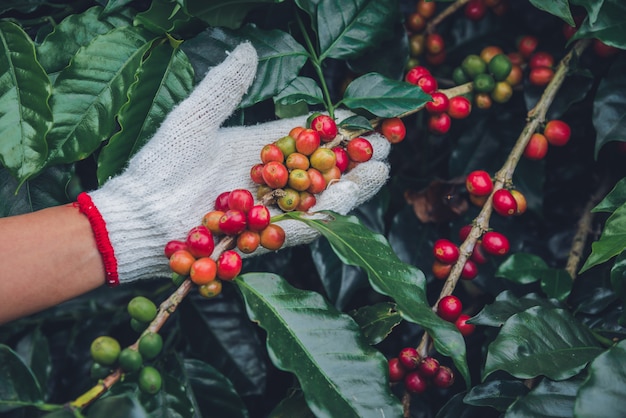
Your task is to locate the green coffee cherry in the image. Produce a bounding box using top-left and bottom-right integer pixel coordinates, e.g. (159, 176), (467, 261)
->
(118, 348), (143, 373)
(488, 54), (513, 81)
(138, 332), (163, 360)
(473, 73), (496, 93)
(130, 318), (149, 333)
(90, 336), (121, 366)
(138, 366), (162, 395)
(461, 54), (487, 79)
(127, 296), (157, 323)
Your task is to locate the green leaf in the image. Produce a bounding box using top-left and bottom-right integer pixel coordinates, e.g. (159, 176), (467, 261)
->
(571, 0), (626, 49)
(506, 377), (582, 418)
(0, 21), (52, 185)
(36, 6), (133, 74)
(274, 76), (324, 106)
(610, 252), (626, 307)
(269, 391), (316, 418)
(183, 0), (283, 29)
(282, 211), (471, 387)
(45, 27), (155, 166)
(593, 177), (626, 213)
(183, 358), (249, 418)
(134, 0), (195, 34)
(15, 329), (51, 397)
(496, 253), (548, 284)
(235, 273), (403, 418)
(340, 73), (431, 118)
(529, 0), (574, 26)
(96, 44), (194, 184)
(540, 269), (573, 301)
(337, 115), (373, 131)
(350, 302), (402, 345)
(591, 56), (626, 159)
(87, 394), (148, 418)
(464, 379), (529, 412)
(574, 339), (626, 418)
(483, 307), (603, 381)
(0, 344), (43, 412)
(580, 202), (626, 272)
(295, 0), (398, 60)
(138, 372), (195, 417)
(470, 291), (563, 328)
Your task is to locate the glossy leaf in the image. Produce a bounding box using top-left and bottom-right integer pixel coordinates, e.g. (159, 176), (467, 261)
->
(45, 27), (154, 166)
(183, 0), (283, 29)
(236, 273), (403, 418)
(464, 380), (529, 412)
(15, 329), (51, 397)
(183, 358), (249, 418)
(88, 394), (149, 418)
(484, 307), (603, 380)
(496, 253), (548, 284)
(571, 0), (626, 48)
(350, 302), (402, 345)
(593, 177), (626, 213)
(529, 0), (574, 26)
(282, 211), (470, 387)
(506, 377), (582, 418)
(337, 115), (373, 131)
(36, 6), (133, 74)
(97, 45), (194, 184)
(470, 291), (563, 328)
(574, 339), (626, 418)
(610, 252), (626, 307)
(580, 202), (626, 272)
(274, 76), (324, 106)
(295, 0), (398, 60)
(269, 391), (316, 418)
(340, 73), (432, 118)
(539, 269), (572, 301)
(0, 21), (52, 185)
(436, 391), (493, 418)
(591, 55), (626, 159)
(134, 0), (195, 34)
(0, 345), (43, 411)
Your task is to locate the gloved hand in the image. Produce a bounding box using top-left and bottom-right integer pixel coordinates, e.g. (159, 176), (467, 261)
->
(80, 43), (390, 285)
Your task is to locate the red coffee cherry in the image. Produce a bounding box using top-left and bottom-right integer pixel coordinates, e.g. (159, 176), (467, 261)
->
(398, 347), (421, 370)
(406, 12), (427, 33)
(458, 224), (473, 241)
(481, 231), (510, 256)
(346, 137), (374, 162)
(306, 168), (327, 194)
(260, 143), (284, 164)
(517, 35), (538, 58)
(466, 170), (493, 196)
(460, 259), (479, 280)
(529, 66), (554, 86)
(380, 117), (406, 144)
(388, 358), (406, 382)
(528, 51), (554, 69)
(190, 257), (217, 285)
(417, 74), (439, 94)
(417, 356), (440, 378)
(186, 226), (215, 258)
(523, 133), (549, 160)
(332, 147), (350, 172)
(470, 242), (489, 264)
(214, 191), (231, 211)
(247, 205), (271, 231)
(432, 260), (452, 280)
(405, 65), (431, 85)
(164, 240), (187, 259)
(228, 189), (254, 213)
(447, 96), (472, 119)
(218, 210), (247, 236)
(428, 112), (451, 134)
(310, 114), (338, 142)
(425, 33), (445, 55)
(260, 223), (286, 250)
(295, 128), (321, 155)
(510, 189), (527, 215)
(262, 161), (289, 189)
(237, 230), (260, 254)
(425, 92), (450, 114)
(492, 189), (518, 216)
(404, 371), (428, 394)
(296, 191), (317, 211)
(202, 210), (224, 235)
(433, 239), (459, 264)
(432, 366), (455, 389)
(593, 39), (620, 58)
(216, 250), (242, 281)
(455, 314), (476, 336)
(543, 120), (571, 146)
(437, 295), (463, 322)
(464, 0), (487, 20)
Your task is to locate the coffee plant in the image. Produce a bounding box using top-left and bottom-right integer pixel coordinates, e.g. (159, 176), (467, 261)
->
(1, 0), (626, 417)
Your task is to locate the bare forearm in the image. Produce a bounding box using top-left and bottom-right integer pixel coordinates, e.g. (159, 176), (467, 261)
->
(0, 204), (105, 324)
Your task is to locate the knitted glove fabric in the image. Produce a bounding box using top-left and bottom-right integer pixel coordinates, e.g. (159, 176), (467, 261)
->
(85, 43), (390, 285)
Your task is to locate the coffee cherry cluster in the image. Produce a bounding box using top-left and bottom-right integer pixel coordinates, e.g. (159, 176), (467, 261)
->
(405, 0), (447, 68)
(452, 46), (516, 110)
(465, 169), (526, 216)
(251, 114), (374, 213)
(523, 119), (572, 160)
(464, 0), (509, 21)
(388, 347), (455, 394)
(89, 296), (163, 395)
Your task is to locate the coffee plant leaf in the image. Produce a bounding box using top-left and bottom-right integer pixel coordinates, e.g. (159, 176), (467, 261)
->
(87, 394), (149, 418)
(580, 202), (626, 273)
(505, 376), (582, 418)
(181, 0), (282, 30)
(337, 115), (372, 131)
(181, 358), (248, 418)
(0, 1), (45, 15)
(36, 6), (133, 74)
(0, 344), (43, 412)
(15, 328), (51, 396)
(539, 269), (572, 301)
(45, 27), (155, 166)
(0, 21), (52, 186)
(529, 0), (574, 26)
(274, 76), (324, 106)
(435, 391), (490, 418)
(97, 44), (194, 185)
(341, 73), (432, 118)
(483, 306), (603, 381)
(574, 339), (626, 418)
(470, 291), (563, 328)
(283, 211), (471, 387)
(350, 302), (402, 346)
(463, 379), (529, 412)
(570, 0), (626, 48)
(134, 0), (195, 35)
(592, 55), (626, 159)
(268, 390), (316, 418)
(610, 252), (626, 308)
(496, 253), (548, 285)
(593, 177), (626, 213)
(235, 273), (403, 418)
(101, 0), (134, 15)
(41, 409), (77, 418)
(295, 0), (398, 60)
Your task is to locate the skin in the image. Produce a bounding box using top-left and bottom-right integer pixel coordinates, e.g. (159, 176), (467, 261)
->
(0, 204), (105, 324)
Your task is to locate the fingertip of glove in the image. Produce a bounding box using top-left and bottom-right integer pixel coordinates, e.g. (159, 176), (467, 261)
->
(367, 132), (391, 161)
(227, 43), (258, 68)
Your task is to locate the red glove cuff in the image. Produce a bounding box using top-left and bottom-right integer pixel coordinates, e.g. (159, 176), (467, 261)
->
(74, 192), (119, 287)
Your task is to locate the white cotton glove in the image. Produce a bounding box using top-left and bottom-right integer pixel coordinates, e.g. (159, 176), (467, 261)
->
(89, 43), (390, 284)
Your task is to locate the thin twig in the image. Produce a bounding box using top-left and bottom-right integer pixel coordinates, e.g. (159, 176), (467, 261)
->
(425, 0), (472, 35)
